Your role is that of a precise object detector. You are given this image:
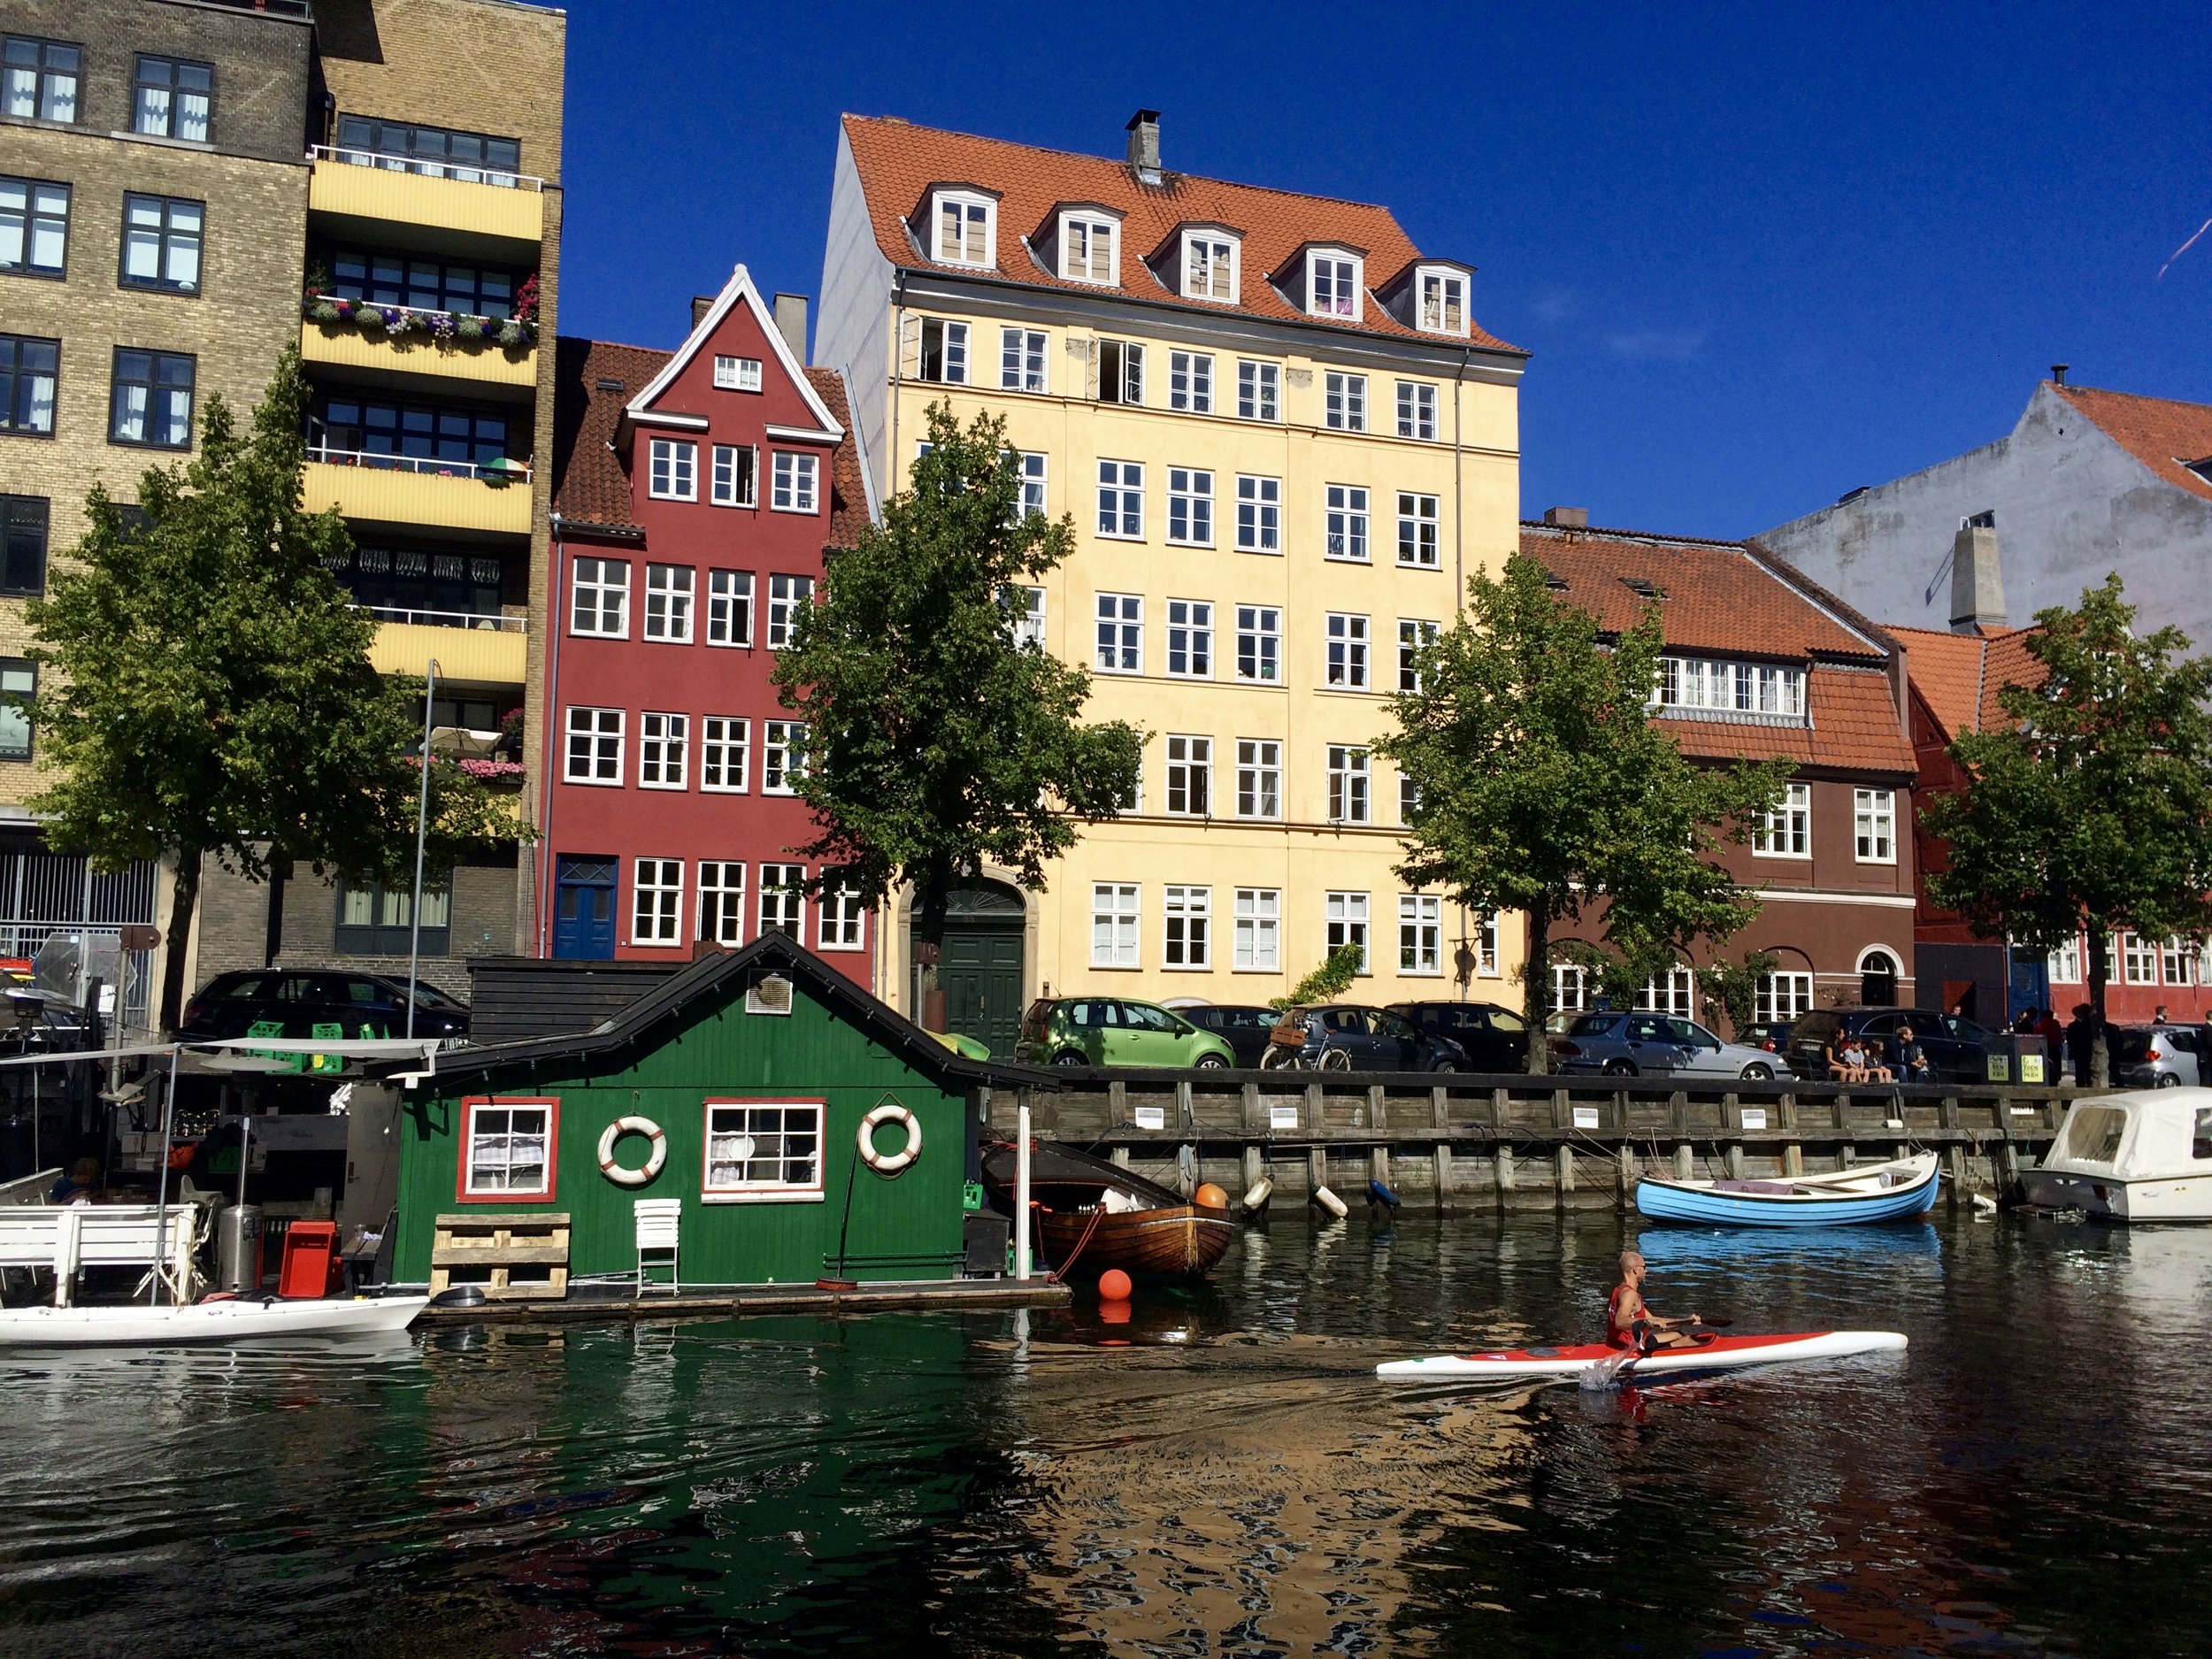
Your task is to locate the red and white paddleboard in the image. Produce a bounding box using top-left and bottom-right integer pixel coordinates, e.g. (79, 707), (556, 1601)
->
(1376, 1330), (1906, 1380)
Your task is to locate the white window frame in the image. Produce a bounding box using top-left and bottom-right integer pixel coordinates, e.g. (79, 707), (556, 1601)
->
(707, 569), (753, 647)
(1236, 359), (1279, 422)
(2123, 933), (2159, 986)
(766, 573), (811, 649)
(1417, 267), (1469, 337)
(642, 563), (695, 642)
(1755, 971), (1816, 1025)
(932, 190), (995, 266)
(648, 438), (696, 502)
(818, 878), (866, 952)
(1398, 895), (1442, 975)
(1235, 604), (1281, 685)
(1091, 882), (1140, 970)
(564, 706), (622, 785)
(1234, 474), (1281, 554)
(460, 1099), (553, 1198)
(1325, 891), (1370, 974)
(1060, 212), (1119, 285)
(1475, 914), (1500, 976)
(701, 715), (749, 792)
(2163, 938), (2195, 987)
(1396, 492), (1440, 568)
(1095, 592), (1142, 674)
(1308, 250), (1363, 319)
(710, 443), (757, 508)
(1235, 738), (1280, 820)
(1325, 612), (1370, 690)
(1000, 326), (1046, 394)
(698, 860), (747, 946)
(703, 1099), (826, 1204)
(1008, 584), (1046, 650)
(1397, 618), (1439, 694)
(1325, 372), (1366, 432)
(1854, 787), (1897, 864)
(637, 710), (688, 790)
(912, 316), (969, 384)
(1325, 484), (1369, 563)
(1165, 599), (1212, 679)
(1097, 338), (1145, 404)
(763, 721), (805, 795)
(1755, 781), (1812, 857)
(758, 863), (806, 940)
(1017, 451), (1047, 520)
(1168, 350), (1213, 414)
(1233, 889), (1280, 972)
(1183, 232), (1238, 302)
(771, 451), (819, 514)
(1166, 467), (1213, 546)
(571, 556), (629, 637)
(1659, 657), (1808, 718)
(1634, 967), (1696, 1018)
(1096, 459), (1144, 540)
(2048, 937), (2082, 984)
(713, 355), (763, 392)
(1550, 964), (1587, 1017)
(1395, 380), (1438, 441)
(1327, 744), (1370, 823)
(1164, 734), (1212, 817)
(633, 856), (684, 945)
(1163, 885), (1211, 969)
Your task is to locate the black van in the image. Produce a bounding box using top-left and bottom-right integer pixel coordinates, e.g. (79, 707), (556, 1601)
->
(1786, 1006), (1993, 1084)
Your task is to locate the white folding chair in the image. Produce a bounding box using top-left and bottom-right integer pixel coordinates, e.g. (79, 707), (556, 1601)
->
(634, 1199), (681, 1296)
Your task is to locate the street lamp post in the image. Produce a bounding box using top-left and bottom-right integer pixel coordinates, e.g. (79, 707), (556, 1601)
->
(407, 658), (438, 1042)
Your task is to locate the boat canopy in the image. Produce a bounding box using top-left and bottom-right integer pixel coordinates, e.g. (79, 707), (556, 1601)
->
(2047, 1090), (2212, 1181)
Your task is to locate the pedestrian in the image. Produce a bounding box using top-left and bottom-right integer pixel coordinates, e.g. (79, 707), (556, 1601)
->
(1894, 1022), (1934, 1083)
(2064, 1002), (2100, 1085)
(2154, 1003), (2170, 1025)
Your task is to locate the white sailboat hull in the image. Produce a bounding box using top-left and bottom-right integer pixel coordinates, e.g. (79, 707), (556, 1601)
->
(0, 1294), (428, 1348)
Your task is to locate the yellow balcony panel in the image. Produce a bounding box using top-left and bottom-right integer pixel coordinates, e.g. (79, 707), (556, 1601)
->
(308, 150), (543, 250)
(368, 619), (526, 687)
(303, 457), (533, 537)
(301, 319), (536, 389)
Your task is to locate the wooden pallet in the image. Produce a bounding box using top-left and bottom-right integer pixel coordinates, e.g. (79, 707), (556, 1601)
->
(430, 1211), (571, 1301)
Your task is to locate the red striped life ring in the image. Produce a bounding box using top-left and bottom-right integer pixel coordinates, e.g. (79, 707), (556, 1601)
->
(857, 1102), (921, 1175)
(598, 1116), (665, 1186)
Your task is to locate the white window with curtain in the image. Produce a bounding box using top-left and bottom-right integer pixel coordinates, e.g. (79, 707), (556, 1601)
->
(2048, 937), (2082, 984)
(1000, 327), (1046, 393)
(1325, 373), (1366, 431)
(704, 1101), (824, 1202)
(933, 192), (993, 265)
(1236, 740), (1280, 819)
(1854, 788), (1896, 863)
(1475, 915), (1500, 976)
(1327, 745), (1370, 822)
(1399, 895), (1442, 973)
(1233, 888), (1280, 971)
(1185, 234), (1237, 301)
(1755, 783), (1812, 856)
(1092, 883), (1140, 968)
(1061, 213), (1118, 284)
(463, 1100), (552, 1197)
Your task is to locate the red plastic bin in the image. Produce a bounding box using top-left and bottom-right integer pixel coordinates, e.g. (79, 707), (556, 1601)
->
(277, 1220), (341, 1300)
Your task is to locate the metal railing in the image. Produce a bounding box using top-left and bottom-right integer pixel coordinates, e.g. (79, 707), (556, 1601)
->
(355, 603), (526, 633)
(305, 443), (532, 485)
(0, 852), (157, 1034)
(308, 143), (543, 193)
(304, 294), (535, 337)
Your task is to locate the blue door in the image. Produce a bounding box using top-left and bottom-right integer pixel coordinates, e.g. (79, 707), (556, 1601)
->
(553, 856), (617, 958)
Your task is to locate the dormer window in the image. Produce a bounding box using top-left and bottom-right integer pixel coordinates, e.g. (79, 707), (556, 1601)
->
(932, 190), (995, 266)
(1307, 250), (1362, 320)
(1183, 232), (1238, 303)
(1418, 267), (1467, 335)
(1061, 212), (1118, 285)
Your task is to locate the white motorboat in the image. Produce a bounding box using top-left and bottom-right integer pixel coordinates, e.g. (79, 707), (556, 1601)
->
(0, 1293), (429, 1348)
(2020, 1088), (2212, 1221)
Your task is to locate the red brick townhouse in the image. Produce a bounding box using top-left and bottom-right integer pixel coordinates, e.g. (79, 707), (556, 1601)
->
(1527, 513), (1919, 1028)
(541, 266), (877, 978)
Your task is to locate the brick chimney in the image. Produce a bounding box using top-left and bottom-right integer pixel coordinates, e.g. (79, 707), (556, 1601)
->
(1949, 514), (2007, 634)
(1542, 506), (1588, 529)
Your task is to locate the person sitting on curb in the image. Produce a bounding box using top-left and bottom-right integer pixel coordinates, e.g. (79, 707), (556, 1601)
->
(1893, 1022), (1934, 1083)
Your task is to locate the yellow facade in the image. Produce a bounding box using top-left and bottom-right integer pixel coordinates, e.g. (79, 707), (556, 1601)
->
(367, 619), (527, 685)
(882, 317), (1525, 1007)
(306, 153), (545, 249)
(301, 460), (535, 538)
(299, 320), (539, 389)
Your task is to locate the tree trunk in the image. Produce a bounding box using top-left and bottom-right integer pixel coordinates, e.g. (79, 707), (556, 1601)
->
(157, 850), (202, 1037)
(1524, 900), (1552, 1075)
(2085, 926), (2110, 1087)
(910, 864), (952, 1033)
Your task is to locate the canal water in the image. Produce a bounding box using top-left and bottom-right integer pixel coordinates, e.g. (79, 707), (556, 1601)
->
(2, 1211), (2206, 1657)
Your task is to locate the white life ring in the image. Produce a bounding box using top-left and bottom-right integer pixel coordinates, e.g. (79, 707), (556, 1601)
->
(598, 1116), (666, 1186)
(857, 1102), (922, 1176)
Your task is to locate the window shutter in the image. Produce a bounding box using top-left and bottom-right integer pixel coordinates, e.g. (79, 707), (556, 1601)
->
(1068, 335), (1098, 399)
(898, 313), (922, 379)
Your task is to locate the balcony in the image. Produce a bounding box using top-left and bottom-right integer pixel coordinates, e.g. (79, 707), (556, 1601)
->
(307, 145), (543, 250)
(369, 615), (526, 687)
(301, 298), (537, 390)
(303, 447), (534, 538)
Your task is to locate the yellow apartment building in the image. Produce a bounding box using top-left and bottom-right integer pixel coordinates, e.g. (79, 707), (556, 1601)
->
(818, 111), (1527, 1048)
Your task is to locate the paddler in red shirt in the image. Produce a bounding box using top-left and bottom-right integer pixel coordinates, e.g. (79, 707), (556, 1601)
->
(1606, 1250), (1712, 1353)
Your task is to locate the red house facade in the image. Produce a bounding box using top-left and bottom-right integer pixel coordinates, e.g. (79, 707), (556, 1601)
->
(540, 267), (876, 980)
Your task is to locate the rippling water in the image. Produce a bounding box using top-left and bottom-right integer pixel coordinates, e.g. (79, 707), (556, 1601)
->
(4, 1210), (2208, 1657)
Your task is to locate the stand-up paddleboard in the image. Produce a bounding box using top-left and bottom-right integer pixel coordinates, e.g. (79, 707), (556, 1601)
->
(1377, 1329), (1906, 1380)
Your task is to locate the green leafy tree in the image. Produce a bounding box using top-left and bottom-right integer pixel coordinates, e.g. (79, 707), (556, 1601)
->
(1924, 575), (2212, 1084)
(1694, 949), (1781, 1040)
(1378, 555), (1791, 1072)
(22, 348), (514, 1033)
(772, 403), (1141, 1029)
(1271, 942), (1365, 1010)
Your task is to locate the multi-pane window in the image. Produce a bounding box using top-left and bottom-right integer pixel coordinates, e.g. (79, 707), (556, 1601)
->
(0, 336), (57, 435)
(1755, 782), (1811, 856)
(2164, 938), (2195, 987)
(572, 557), (629, 636)
(1635, 968), (1696, 1018)
(1097, 339), (1144, 404)
(1854, 787), (1896, 863)
(1017, 451), (1048, 519)
(1657, 657), (1808, 718)
(705, 1101), (824, 1199)
(1006, 584), (1046, 649)
(1092, 883), (1140, 969)
(329, 251), (518, 317)
(713, 355), (762, 391)
(461, 1101), (551, 1197)
(0, 658), (32, 759)
(2123, 933), (2158, 986)
(1475, 914), (1500, 976)
(120, 195), (201, 293)
(1327, 745), (1370, 822)
(1325, 485), (1368, 562)
(638, 711), (688, 789)
(707, 570), (752, 645)
(1235, 740), (1280, 819)
(1233, 889), (1280, 972)
(2048, 938), (2083, 984)
(1063, 214), (1117, 282)
(759, 864), (806, 940)
(766, 573), (811, 647)
(1166, 468), (1213, 545)
(1164, 886), (1210, 968)
(1310, 254), (1359, 319)
(1165, 736), (1211, 816)
(1236, 360), (1278, 421)
(934, 195), (991, 265)
(1420, 271), (1467, 334)
(634, 857), (683, 944)
(648, 438), (695, 501)
(335, 116), (520, 184)
(1235, 605), (1281, 684)
(1097, 459), (1143, 538)
(819, 878), (866, 951)
(1169, 351), (1212, 413)
(1755, 972), (1815, 1025)
(771, 451), (818, 512)
(1325, 373), (1366, 431)
(1399, 895), (1443, 974)
(710, 444), (757, 506)
(3, 37), (79, 124)
(1395, 381), (1438, 440)
(701, 716), (748, 791)
(1325, 613), (1370, 689)
(1399, 768), (1421, 826)
(1095, 593), (1142, 673)
(1396, 494), (1440, 567)
(1325, 891), (1370, 972)
(134, 55), (212, 142)
(1397, 619), (1439, 693)
(698, 861), (746, 946)
(310, 396), (508, 470)
(643, 564), (694, 641)
(0, 178), (67, 276)
(1000, 327), (1046, 393)
(1185, 234), (1236, 301)
(564, 706), (623, 783)
(1165, 599), (1212, 677)
(109, 349), (193, 448)
(0, 495), (47, 595)
(1550, 964), (1587, 1017)
(336, 875), (449, 956)
(763, 721), (805, 794)
(916, 317), (967, 383)
(1234, 475), (1280, 553)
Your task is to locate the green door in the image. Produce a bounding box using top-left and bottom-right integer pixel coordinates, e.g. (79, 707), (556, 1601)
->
(942, 929), (1023, 1056)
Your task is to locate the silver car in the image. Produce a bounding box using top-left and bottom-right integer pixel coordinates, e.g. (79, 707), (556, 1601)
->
(1554, 1010), (1793, 1081)
(2113, 1025), (2202, 1088)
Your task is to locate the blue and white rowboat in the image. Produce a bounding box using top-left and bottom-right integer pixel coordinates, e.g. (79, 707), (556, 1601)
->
(1635, 1152), (1940, 1226)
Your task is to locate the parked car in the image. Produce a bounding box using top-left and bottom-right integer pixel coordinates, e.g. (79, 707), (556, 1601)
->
(1386, 1001), (1531, 1071)
(1554, 1011), (1793, 1081)
(1014, 996), (1235, 1069)
(1263, 1004), (1469, 1072)
(2113, 1025), (2202, 1087)
(1737, 1019), (1794, 1055)
(1179, 1004), (1285, 1068)
(178, 970), (471, 1042)
(1786, 1007), (1991, 1084)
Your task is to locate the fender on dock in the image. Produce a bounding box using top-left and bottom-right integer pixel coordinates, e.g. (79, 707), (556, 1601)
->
(1241, 1177), (1273, 1215)
(1311, 1185), (1348, 1219)
(1368, 1179), (1402, 1210)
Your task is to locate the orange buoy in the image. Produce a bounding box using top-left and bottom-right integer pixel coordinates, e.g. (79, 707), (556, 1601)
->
(1098, 1268), (1133, 1300)
(1194, 1182), (1229, 1210)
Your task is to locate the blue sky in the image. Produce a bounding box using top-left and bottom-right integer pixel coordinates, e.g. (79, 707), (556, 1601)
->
(557, 1), (2212, 537)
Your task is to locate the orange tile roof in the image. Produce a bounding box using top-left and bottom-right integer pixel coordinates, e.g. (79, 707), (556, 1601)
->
(2054, 383), (2212, 503)
(841, 114), (1519, 354)
(1663, 668), (1915, 774)
(1891, 623), (2045, 738)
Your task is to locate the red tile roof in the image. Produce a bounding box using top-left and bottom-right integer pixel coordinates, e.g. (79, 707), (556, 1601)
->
(841, 114), (1519, 354)
(803, 366), (872, 548)
(1891, 624), (2045, 739)
(1664, 668), (1915, 775)
(2054, 383), (2212, 503)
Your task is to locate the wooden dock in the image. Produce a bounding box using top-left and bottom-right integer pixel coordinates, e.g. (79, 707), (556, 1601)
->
(416, 1276), (1071, 1325)
(984, 1072), (2078, 1213)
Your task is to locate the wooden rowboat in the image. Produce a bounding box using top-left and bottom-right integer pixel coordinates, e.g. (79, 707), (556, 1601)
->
(979, 1141), (1236, 1281)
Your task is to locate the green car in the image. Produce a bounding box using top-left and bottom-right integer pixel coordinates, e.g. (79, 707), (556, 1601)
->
(1015, 995), (1235, 1069)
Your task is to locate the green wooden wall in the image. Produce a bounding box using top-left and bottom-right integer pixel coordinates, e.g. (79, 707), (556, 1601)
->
(393, 980), (972, 1286)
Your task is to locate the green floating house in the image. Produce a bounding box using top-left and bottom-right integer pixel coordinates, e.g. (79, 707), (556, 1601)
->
(385, 933), (1014, 1293)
